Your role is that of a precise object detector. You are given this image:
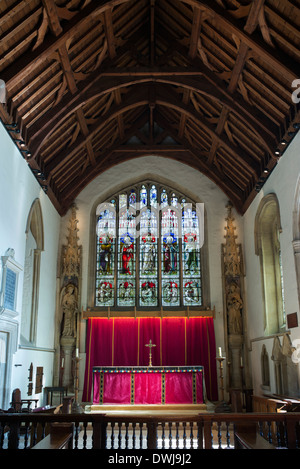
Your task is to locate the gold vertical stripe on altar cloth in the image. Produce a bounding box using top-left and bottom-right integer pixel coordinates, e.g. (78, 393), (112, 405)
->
(185, 317), (187, 366)
(193, 372), (197, 404)
(112, 317), (115, 366)
(86, 318), (93, 400)
(161, 372), (165, 404)
(131, 372), (135, 404)
(206, 318), (212, 398)
(160, 318), (162, 366)
(137, 318), (140, 366)
(100, 372), (104, 405)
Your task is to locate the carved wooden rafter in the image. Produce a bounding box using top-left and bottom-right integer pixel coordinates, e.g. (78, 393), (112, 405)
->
(208, 0), (266, 165)
(178, 0), (298, 81)
(0, 0), (299, 217)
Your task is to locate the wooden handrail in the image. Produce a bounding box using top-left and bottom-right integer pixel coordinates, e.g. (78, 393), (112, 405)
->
(235, 432), (277, 449)
(0, 412), (299, 449)
(32, 423), (74, 450)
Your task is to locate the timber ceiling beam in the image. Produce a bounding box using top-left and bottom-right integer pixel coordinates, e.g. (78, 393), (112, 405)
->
(58, 112), (159, 208)
(42, 0), (96, 166)
(26, 68), (276, 159)
(1, 0), (131, 89)
(44, 84), (149, 174)
(44, 81), (261, 183)
(157, 28), (279, 145)
(154, 84), (260, 177)
(24, 24), (156, 149)
(102, 7), (126, 141)
(179, 0), (299, 82)
(155, 113), (245, 212)
(208, 0), (266, 165)
(178, 4), (202, 139)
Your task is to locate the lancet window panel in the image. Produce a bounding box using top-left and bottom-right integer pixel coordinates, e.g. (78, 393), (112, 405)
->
(95, 183), (203, 309)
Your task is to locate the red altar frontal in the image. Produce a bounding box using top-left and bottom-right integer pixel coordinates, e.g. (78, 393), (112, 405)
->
(92, 366), (204, 405)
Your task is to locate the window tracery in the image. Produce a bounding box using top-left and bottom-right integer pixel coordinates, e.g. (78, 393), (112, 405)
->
(95, 183), (203, 309)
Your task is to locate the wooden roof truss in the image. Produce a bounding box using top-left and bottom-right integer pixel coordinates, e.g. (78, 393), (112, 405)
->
(0, 0), (299, 215)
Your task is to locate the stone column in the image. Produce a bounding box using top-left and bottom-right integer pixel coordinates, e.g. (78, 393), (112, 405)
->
(222, 202), (249, 395)
(228, 335), (243, 389)
(56, 205), (82, 394)
(61, 336), (76, 392)
(292, 239), (300, 308)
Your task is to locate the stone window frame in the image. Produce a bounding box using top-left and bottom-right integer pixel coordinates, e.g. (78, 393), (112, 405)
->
(254, 193), (285, 336)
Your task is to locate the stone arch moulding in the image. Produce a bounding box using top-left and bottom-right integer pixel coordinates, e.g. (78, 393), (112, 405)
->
(87, 176), (210, 312)
(292, 175), (300, 310)
(254, 193), (282, 256)
(21, 198), (44, 345)
(254, 193), (285, 336)
(25, 198), (44, 252)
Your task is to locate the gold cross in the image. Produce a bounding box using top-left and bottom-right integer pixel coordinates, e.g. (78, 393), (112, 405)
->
(145, 339), (156, 367)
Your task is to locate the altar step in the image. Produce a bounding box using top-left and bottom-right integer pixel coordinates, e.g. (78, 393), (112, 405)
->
(87, 403), (208, 415)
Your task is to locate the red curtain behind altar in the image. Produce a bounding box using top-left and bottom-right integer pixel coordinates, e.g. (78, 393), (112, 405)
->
(82, 317), (218, 402)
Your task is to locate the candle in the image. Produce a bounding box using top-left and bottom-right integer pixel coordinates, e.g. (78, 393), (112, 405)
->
(240, 356), (243, 366)
(61, 358), (64, 368)
(218, 347), (222, 357)
(76, 348), (79, 358)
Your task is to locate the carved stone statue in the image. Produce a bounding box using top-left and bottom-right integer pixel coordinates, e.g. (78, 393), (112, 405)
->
(226, 282), (243, 335)
(60, 283), (78, 338)
(223, 202), (241, 277)
(222, 202), (247, 390)
(55, 205), (82, 391)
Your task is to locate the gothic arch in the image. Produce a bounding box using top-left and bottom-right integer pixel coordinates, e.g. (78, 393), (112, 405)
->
(21, 199), (44, 345)
(87, 176), (210, 311)
(254, 194), (285, 336)
(292, 175), (300, 308)
(25, 199), (44, 251)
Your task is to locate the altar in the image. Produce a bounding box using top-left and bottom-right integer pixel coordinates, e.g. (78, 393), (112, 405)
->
(82, 317), (218, 404)
(92, 366), (205, 406)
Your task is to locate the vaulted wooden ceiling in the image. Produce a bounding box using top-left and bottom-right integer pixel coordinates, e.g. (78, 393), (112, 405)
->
(1, 0), (299, 215)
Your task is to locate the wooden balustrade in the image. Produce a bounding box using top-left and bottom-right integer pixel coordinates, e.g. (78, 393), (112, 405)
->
(0, 412), (299, 450)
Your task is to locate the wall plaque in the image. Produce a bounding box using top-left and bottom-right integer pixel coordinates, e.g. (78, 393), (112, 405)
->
(0, 248), (22, 314)
(4, 268), (17, 310)
(287, 312), (298, 329)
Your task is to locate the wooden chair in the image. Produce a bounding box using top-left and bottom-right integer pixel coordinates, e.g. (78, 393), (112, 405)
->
(10, 389), (38, 413)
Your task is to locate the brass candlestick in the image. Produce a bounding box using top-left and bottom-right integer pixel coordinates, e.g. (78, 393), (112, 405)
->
(216, 357), (225, 401)
(215, 356), (231, 413)
(72, 353), (83, 413)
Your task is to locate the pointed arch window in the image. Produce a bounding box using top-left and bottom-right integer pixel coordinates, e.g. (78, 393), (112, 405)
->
(255, 194), (286, 335)
(94, 183), (204, 309)
(21, 199), (44, 345)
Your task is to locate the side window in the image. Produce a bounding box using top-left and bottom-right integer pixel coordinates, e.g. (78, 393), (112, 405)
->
(255, 194), (285, 335)
(20, 200), (44, 345)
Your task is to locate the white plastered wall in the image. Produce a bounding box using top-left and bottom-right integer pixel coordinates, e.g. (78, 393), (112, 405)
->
(63, 155), (244, 395)
(243, 132), (300, 396)
(0, 122), (60, 408)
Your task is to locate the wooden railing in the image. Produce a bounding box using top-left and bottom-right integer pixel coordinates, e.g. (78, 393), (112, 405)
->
(0, 412), (299, 449)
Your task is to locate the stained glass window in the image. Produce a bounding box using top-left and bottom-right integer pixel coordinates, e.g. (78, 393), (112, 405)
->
(95, 184), (203, 309)
(95, 204), (116, 307)
(182, 206), (201, 306)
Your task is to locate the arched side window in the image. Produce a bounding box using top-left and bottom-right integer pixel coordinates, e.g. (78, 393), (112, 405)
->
(92, 183), (206, 310)
(292, 175), (300, 308)
(255, 194), (285, 336)
(21, 199), (44, 345)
